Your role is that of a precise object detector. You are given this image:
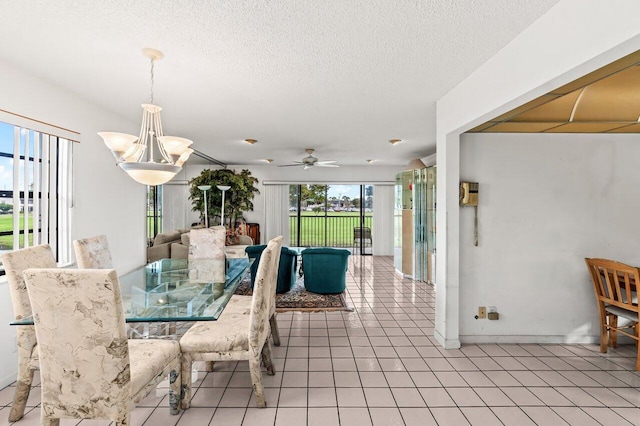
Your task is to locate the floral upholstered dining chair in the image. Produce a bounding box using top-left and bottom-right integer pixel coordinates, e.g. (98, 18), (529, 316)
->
(22, 268), (182, 425)
(1, 244), (57, 422)
(73, 234), (113, 269)
(179, 236), (283, 409)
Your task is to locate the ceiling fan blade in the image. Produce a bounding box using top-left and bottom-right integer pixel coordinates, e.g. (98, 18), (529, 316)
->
(277, 163), (305, 168)
(316, 160), (338, 165)
(316, 163), (339, 168)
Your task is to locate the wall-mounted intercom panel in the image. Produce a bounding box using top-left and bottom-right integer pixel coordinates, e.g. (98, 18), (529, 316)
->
(459, 182), (479, 207)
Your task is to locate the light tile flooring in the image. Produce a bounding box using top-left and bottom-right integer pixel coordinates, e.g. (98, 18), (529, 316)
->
(1, 255), (639, 425)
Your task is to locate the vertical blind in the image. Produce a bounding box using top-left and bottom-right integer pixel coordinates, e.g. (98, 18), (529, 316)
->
(0, 119), (74, 271)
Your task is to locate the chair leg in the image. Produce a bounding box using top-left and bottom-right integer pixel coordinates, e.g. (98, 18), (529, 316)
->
(115, 412), (131, 426)
(180, 354), (193, 410)
(42, 417), (60, 426)
(249, 358), (266, 408)
(610, 315), (618, 348)
(9, 361), (34, 422)
(599, 312), (608, 353)
(169, 362), (181, 415)
(261, 341), (276, 376)
(270, 314), (281, 346)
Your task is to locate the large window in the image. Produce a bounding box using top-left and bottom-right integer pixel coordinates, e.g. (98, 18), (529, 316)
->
(0, 120), (74, 272)
(289, 184), (373, 252)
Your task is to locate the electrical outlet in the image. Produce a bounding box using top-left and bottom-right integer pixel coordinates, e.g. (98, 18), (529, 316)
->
(478, 306), (486, 319)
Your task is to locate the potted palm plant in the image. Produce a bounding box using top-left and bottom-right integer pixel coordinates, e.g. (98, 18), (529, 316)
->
(189, 168), (260, 230)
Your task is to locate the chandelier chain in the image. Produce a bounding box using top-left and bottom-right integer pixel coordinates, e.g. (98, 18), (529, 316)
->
(150, 58), (155, 104)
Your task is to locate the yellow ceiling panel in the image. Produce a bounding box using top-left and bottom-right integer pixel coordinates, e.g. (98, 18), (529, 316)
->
(510, 90), (581, 122)
(572, 66), (640, 121)
(491, 95), (559, 122)
(607, 123), (640, 133)
(465, 50), (640, 135)
(544, 122), (628, 133)
(553, 50), (640, 94)
(484, 122), (561, 133)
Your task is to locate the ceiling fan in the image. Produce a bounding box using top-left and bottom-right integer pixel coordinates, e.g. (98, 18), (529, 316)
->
(278, 149), (339, 170)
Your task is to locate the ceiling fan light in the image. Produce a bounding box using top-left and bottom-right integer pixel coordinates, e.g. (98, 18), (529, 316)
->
(244, 139), (258, 144)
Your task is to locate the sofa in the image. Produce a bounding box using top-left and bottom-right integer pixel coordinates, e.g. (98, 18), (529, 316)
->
(147, 228), (198, 263)
(245, 245), (298, 293)
(301, 248), (350, 294)
(147, 227), (253, 263)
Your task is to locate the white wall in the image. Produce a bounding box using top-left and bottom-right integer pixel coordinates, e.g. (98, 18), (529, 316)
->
(459, 133), (640, 343)
(0, 59), (144, 386)
(435, 0), (640, 349)
(168, 163), (398, 254)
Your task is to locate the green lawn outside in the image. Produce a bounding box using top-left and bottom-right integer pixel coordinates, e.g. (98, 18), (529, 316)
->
(289, 211), (372, 247)
(0, 213), (35, 250)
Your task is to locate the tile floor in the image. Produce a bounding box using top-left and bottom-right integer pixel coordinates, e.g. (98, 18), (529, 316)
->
(1, 255), (639, 425)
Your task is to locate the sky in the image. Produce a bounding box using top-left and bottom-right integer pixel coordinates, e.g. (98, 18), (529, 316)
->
(327, 184), (361, 199)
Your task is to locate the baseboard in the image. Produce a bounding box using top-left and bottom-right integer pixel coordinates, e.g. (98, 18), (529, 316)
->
(459, 334), (600, 345)
(434, 329), (461, 349)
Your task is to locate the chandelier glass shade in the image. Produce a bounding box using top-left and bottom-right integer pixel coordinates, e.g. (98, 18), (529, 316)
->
(98, 48), (193, 186)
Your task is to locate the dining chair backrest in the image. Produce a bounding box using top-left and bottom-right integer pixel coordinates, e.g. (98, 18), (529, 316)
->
(23, 268), (131, 421)
(585, 258), (640, 317)
(73, 235), (113, 269)
(189, 226), (226, 260)
(249, 236), (282, 357)
(2, 244), (57, 321)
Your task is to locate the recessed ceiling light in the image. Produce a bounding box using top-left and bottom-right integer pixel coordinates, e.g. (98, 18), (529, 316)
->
(263, 159), (273, 163)
(389, 139), (403, 145)
(244, 139), (257, 145)
(367, 159), (377, 164)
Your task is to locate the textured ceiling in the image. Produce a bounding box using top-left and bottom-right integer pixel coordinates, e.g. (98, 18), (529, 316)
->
(0, 0), (560, 165)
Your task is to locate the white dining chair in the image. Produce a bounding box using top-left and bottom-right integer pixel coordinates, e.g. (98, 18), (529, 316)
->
(73, 234), (113, 269)
(23, 268), (182, 425)
(179, 236), (282, 409)
(1, 244), (57, 422)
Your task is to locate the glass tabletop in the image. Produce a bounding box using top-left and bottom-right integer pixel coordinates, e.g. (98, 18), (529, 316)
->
(11, 257), (252, 325)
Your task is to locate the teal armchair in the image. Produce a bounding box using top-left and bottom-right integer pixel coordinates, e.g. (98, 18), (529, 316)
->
(301, 248), (350, 294)
(245, 245), (297, 293)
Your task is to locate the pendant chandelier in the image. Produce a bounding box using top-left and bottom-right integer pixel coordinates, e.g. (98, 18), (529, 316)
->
(99, 48), (193, 186)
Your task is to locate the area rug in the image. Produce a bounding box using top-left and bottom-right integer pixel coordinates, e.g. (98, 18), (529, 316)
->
(234, 273), (352, 313)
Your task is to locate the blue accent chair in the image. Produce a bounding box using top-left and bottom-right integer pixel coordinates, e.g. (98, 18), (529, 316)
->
(301, 248), (350, 294)
(245, 245), (298, 293)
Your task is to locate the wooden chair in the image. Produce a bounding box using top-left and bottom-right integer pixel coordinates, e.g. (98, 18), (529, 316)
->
(180, 236), (283, 409)
(73, 234), (113, 268)
(22, 268), (182, 425)
(585, 258), (639, 370)
(1, 244), (57, 422)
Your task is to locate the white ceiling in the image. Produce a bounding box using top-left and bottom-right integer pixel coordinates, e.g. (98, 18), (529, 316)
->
(0, 0), (560, 166)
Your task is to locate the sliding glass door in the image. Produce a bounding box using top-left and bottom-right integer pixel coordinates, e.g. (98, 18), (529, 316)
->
(289, 184), (373, 254)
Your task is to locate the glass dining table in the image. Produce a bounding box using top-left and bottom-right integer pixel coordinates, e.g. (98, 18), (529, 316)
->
(11, 257), (253, 326)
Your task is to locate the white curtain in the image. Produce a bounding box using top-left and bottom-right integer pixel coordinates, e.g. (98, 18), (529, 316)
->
(373, 184), (394, 255)
(263, 184), (290, 245)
